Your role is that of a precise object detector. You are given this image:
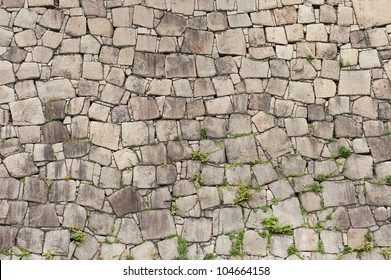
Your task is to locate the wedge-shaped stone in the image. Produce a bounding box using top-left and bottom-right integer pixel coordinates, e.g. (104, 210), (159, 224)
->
(323, 181), (357, 207)
(3, 153), (38, 178)
(138, 210), (176, 240)
(181, 29), (214, 55)
(36, 79), (75, 102)
(338, 70), (371, 96)
(216, 29), (246, 56)
(90, 122), (120, 150)
(165, 54), (196, 78)
(108, 187), (143, 217)
(29, 204), (59, 227)
(9, 98), (44, 125)
(156, 13), (187, 36)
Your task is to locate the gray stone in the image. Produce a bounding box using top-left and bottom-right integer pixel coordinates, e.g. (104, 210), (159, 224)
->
(252, 163), (279, 185)
(216, 29), (246, 56)
(269, 180), (295, 200)
(173, 180), (197, 197)
(17, 228), (44, 254)
(141, 144), (167, 165)
(15, 30), (37, 48)
(158, 237), (178, 260)
(133, 5), (154, 28)
(217, 207), (244, 234)
(130, 241), (158, 260)
(49, 180), (77, 202)
(347, 229), (368, 249)
(3, 153), (38, 178)
(199, 187), (220, 209)
(215, 235), (232, 255)
(182, 29), (214, 55)
(29, 204), (59, 227)
(0, 178), (20, 200)
(240, 58), (269, 78)
(338, 70), (371, 96)
(112, 7), (133, 27)
(344, 155), (373, 180)
(252, 111), (274, 133)
(0, 138), (23, 158)
(373, 79), (391, 100)
(352, 0), (391, 29)
(74, 233), (99, 260)
(348, 206), (376, 228)
(257, 128), (293, 158)
(272, 197), (304, 228)
(327, 96), (349, 115)
(109, 187), (143, 217)
(76, 185), (105, 209)
(90, 122), (120, 150)
(225, 135), (258, 163)
(323, 181), (357, 207)
(335, 116), (362, 138)
(133, 52), (165, 78)
(367, 136), (391, 162)
(374, 224), (391, 246)
(139, 210), (176, 240)
(165, 54), (196, 78)
(88, 212), (115, 235)
(288, 82), (315, 104)
(81, 0), (106, 17)
(133, 166), (156, 189)
(205, 97), (233, 115)
(2, 47), (28, 64)
(117, 218), (142, 245)
(207, 12), (228, 31)
(320, 231), (343, 254)
(46, 161), (68, 180)
(63, 140), (90, 158)
(243, 230), (267, 256)
(37, 79), (75, 102)
(294, 228), (318, 251)
(366, 184), (391, 206)
(162, 97), (186, 119)
(87, 18), (113, 37)
(0, 61), (15, 85)
(100, 243), (126, 260)
(100, 167), (121, 189)
(70, 159), (94, 181)
(41, 121), (69, 144)
(23, 177), (48, 204)
(40, 9), (63, 31)
(156, 13), (186, 36)
(43, 230), (69, 256)
(52, 55), (82, 80)
(157, 165), (177, 185)
(6, 201), (27, 225)
(183, 218), (212, 242)
(62, 203), (87, 230)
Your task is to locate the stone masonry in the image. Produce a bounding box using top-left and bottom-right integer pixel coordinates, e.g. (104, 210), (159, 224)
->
(0, 0), (391, 260)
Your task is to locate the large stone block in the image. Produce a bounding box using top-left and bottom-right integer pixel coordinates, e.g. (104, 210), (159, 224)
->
(76, 185), (105, 210)
(225, 135), (258, 163)
(36, 79), (75, 102)
(181, 29), (214, 55)
(367, 136), (391, 162)
(352, 0), (391, 28)
(3, 153), (38, 178)
(81, 0), (106, 17)
(108, 187), (143, 217)
(133, 52), (165, 78)
(165, 54), (196, 78)
(138, 210), (176, 240)
(29, 204), (59, 227)
(52, 55), (82, 80)
(323, 181), (357, 207)
(90, 122), (120, 150)
(272, 197), (304, 228)
(130, 97), (160, 120)
(338, 70), (371, 96)
(257, 128), (293, 158)
(182, 218), (212, 242)
(156, 13), (186, 36)
(41, 121), (70, 144)
(216, 29), (246, 55)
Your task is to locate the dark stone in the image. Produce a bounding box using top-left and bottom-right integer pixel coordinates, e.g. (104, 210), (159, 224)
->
(249, 94), (271, 111)
(0, 226), (18, 250)
(6, 201), (27, 225)
(308, 104), (325, 121)
(108, 187), (143, 217)
(45, 100), (66, 120)
(0, 178), (20, 199)
(23, 177), (48, 204)
(165, 54), (197, 78)
(367, 136), (391, 162)
(29, 204), (60, 227)
(63, 140), (91, 158)
(181, 29), (214, 55)
(162, 97), (186, 119)
(49, 180), (77, 202)
(155, 13), (187, 36)
(215, 57), (238, 75)
(138, 210), (176, 240)
(41, 121), (70, 144)
(0, 138), (23, 157)
(379, 49), (391, 60)
(1, 47), (27, 63)
(350, 30), (369, 48)
(111, 105), (130, 123)
(132, 52), (165, 78)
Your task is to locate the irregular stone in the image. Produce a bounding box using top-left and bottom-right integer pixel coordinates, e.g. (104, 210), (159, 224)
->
(266, 78), (288, 97)
(338, 70), (371, 96)
(17, 228), (44, 254)
(216, 29), (246, 56)
(62, 203), (87, 230)
(162, 97), (186, 119)
(374, 224), (391, 246)
(122, 122), (150, 147)
(205, 96), (233, 115)
(99, 46), (119, 64)
(240, 58), (269, 78)
(23, 177), (48, 204)
(352, 0), (391, 29)
(88, 18), (113, 37)
(326, 96), (349, 115)
(52, 55), (82, 80)
(157, 165), (177, 185)
(29, 204), (59, 227)
(272, 197), (304, 228)
(133, 166), (156, 189)
(243, 230), (267, 256)
(74, 233), (99, 260)
(367, 136), (391, 163)
(3, 153), (38, 178)
(6, 201), (27, 225)
(183, 218), (212, 242)
(257, 128), (293, 158)
(207, 12), (228, 31)
(167, 141), (192, 161)
(63, 140), (90, 158)
(39, 9), (63, 31)
(117, 218), (142, 245)
(270, 235), (293, 258)
(130, 241), (158, 260)
(348, 206), (376, 228)
(323, 181), (357, 207)
(41, 121), (69, 144)
(0, 61), (15, 85)
(133, 52), (165, 78)
(156, 13), (186, 36)
(36, 79), (75, 102)
(165, 54), (196, 78)
(90, 122), (120, 150)
(88, 212), (115, 235)
(0, 178), (20, 200)
(69, 159), (94, 181)
(344, 155), (373, 180)
(76, 185), (105, 209)
(100, 243), (126, 260)
(288, 82), (315, 104)
(112, 7), (133, 27)
(81, 0), (106, 17)
(335, 116), (362, 138)
(366, 184), (391, 206)
(0, 138), (23, 158)
(225, 135), (258, 163)
(265, 27), (288, 44)
(217, 207), (244, 234)
(138, 210), (176, 240)
(181, 29), (214, 55)
(373, 79), (391, 100)
(133, 5), (154, 28)
(294, 228), (318, 251)
(46, 161), (67, 180)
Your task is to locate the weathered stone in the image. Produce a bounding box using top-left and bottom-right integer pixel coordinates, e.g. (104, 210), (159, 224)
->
(205, 97), (233, 115)
(270, 235), (293, 258)
(198, 187), (220, 209)
(100, 243), (126, 260)
(133, 166), (156, 189)
(344, 155), (373, 180)
(132, 52), (165, 78)
(88, 212), (115, 235)
(112, 7), (133, 27)
(46, 161), (67, 180)
(162, 97), (186, 119)
(140, 144), (167, 165)
(216, 29), (246, 56)
(122, 122), (150, 147)
(373, 79), (391, 100)
(225, 135), (258, 163)
(0, 61), (15, 85)
(366, 184), (391, 206)
(266, 78), (288, 97)
(5, 201), (27, 225)
(374, 224), (391, 246)
(156, 13), (186, 36)
(23, 177), (48, 204)
(0, 227), (17, 250)
(76, 185), (105, 209)
(37, 79), (75, 102)
(294, 228), (318, 251)
(74, 233), (99, 260)
(90, 122), (120, 150)
(352, 0), (391, 29)
(133, 5), (154, 28)
(41, 121), (69, 144)
(62, 203), (87, 230)
(3, 153), (38, 178)
(69, 159), (94, 181)
(165, 54), (196, 78)
(216, 207), (244, 234)
(257, 128), (293, 158)
(181, 29), (214, 55)
(367, 136), (391, 163)
(323, 181), (357, 207)
(81, 0), (106, 17)
(272, 197), (304, 228)
(288, 82), (315, 104)
(130, 241), (158, 260)
(335, 116), (363, 138)
(338, 70), (371, 96)
(348, 206), (376, 228)
(157, 165), (177, 185)
(242, 230), (267, 256)
(87, 18), (113, 37)
(0, 178), (20, 200)
(63, 141), (90, 158)
(167, 141), (191, 161)
(252, 163), (278, 185)
(29, 204), (59, 227)
(117, 218), (142, 245)
(17, 228), (44, 254)
(182, 218), (212, 242)
(52, 55), (82, 80)
(138, 210), (176, 240)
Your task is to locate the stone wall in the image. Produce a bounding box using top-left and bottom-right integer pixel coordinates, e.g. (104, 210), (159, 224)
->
(0, 0), (391, 260)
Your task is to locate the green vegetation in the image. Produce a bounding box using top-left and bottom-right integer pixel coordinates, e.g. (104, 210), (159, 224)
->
(174, 237), (188, 260)
(0, 138), (6, 143)
(326, 213), (333, 221)
(356, 231), (376, 259)
(65, 174), (72, 180)
(261, 216), (293, 235)
(249, 158), (263, 165)
(379, 248), (391, 260)
(287, 245), (298, 256)
(233, 132), (253, 138)
(203, 253), (216, 260)
(199, 127), (208, 139)
(338, 57), (345, 68)
(173, 135), (181, 141)
(224, 162), (243, 170)
(216, 140), (225, 150)
(190, 173), (202, 186)
(314, 222), (324, 233)
(337, 145), (351, 159)
(68, 226), (85, 246)
(301, 183), (323, 194)
(44, 251), (53, 260)
(0, 249), (11, 256)
(316, 174), (328, 182)
(229, 229), (245, 256)
(190, 151), (208, 163)
(171, 198), (178, 215)
(306, 54), (314, 62)
(235, 183), (253, 204)
(386, 175), (391, 185)
(317, 240), (325, 254)
(125, 255), (135, 260)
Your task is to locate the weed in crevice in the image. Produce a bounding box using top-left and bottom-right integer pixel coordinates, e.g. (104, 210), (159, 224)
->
(199, 127), (208, 139)
(173, 135), (181, 141)
(234, 183), (252, 204)
(68, 226), (85, 246)
(287, 245), (298, 256)
(229, 229), (245, 257)
(261, 216), (293, 235)
(44, 251), (53, 260)
(356, 231), (376, 259)
(337, 145), (351, 159)
(317, 240), (325, 254)
(385, 175), (391, 185)
(190, 151), (208, 163)
(171, 198), (178, 215)
(306, 54), (314, 62)
(203, 253), (216, 260)
(174, 237), (188, 260)
(379, 248), (391, 260)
